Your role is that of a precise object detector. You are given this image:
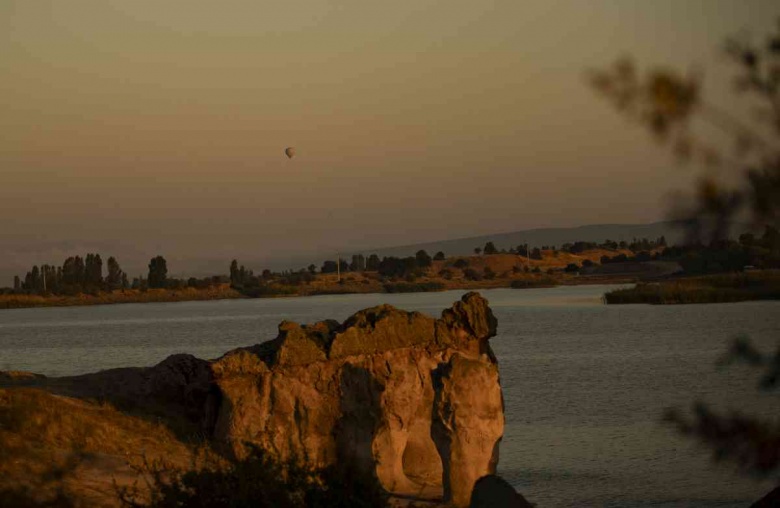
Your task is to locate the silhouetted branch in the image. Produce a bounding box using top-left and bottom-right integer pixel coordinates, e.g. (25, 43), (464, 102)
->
(718, 336), (780, 390)
(665, 337), (780, 477)
(664, 402), (780, 476)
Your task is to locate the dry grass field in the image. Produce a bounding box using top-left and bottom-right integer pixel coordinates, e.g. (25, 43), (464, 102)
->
(0, 387), (201, 506)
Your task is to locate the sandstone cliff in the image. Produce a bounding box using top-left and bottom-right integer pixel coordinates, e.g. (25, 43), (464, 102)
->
(208, 291), (504, 506)
(1, 292), (505, 507)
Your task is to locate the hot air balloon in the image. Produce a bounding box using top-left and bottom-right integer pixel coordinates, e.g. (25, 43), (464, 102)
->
(285, 147), (295, 159)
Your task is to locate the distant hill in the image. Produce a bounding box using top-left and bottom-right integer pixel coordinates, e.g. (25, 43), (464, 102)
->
(354, 221), (687, 260)
(0, 221), (691, 285)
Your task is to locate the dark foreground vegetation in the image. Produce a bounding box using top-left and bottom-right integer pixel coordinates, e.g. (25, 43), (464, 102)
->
(0, 388), (389, 508)
(594, 17), (780, 506)
(116, 447), (389, 508)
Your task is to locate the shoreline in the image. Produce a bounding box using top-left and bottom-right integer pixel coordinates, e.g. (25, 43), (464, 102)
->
(2, 251), (654, 310)
(7, 270), (777, 310)
(603, 270), (780, 305)
(0, 285), (244, 309)
(0, 274), (639, 310)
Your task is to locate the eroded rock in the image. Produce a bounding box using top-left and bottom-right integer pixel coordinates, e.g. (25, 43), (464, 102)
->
(208, 291), (504, 506)
(432, 354), (504, 506)
(2, 291), (505, 508)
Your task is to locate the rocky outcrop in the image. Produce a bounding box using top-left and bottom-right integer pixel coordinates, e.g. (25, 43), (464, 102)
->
(209, 291), (504, 506)
(752, 485), (780, 508)
(1, 291), (505, 507)
(469, 475), (533, 508)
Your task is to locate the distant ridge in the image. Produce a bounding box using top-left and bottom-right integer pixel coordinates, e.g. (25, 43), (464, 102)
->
(357, 221), (686, 260)
(2, 221), (740, 285)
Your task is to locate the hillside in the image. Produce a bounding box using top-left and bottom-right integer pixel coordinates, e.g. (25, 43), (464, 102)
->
(0, 221), (687, 284)
(350, 221), (684, 262)
(232, 248), (652, 298)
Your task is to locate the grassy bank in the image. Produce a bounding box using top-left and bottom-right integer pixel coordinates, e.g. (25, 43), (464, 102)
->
(0, 387), (197, 506)
(0, 273), (638, 310)
(510, 276), (558, 289)
(604, 271), (780, 304)
(0, 285), (243, 309)
(383, 281), (446, 293)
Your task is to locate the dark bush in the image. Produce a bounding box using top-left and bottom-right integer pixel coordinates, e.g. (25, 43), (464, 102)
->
(415, 250), (432, 268)
(321, 261), (338, 274)
(634, 251), (652, 262)
(439, 268), (453, 280)
(377, 257), (420, 279)
(117, 446), (389, 508)
(453, 258), (469, 269)
(510, 277), (557, 289)
(463, 268), (482, 281)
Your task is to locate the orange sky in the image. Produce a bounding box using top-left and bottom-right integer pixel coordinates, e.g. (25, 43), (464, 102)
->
(1, 1), (777, 278)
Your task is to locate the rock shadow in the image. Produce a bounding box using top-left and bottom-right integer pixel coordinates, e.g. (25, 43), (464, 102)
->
(334, 363), (384, 474)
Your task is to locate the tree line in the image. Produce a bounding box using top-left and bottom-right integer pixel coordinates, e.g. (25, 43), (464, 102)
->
(8, 230), (777, 296)
(471, 237), (667, 257)
(12, 254), (128, 295)
(228, 249), (444, 293)
(6, 254), (229, 296)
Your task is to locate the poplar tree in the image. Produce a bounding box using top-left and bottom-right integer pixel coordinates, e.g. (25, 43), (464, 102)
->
(148, 256), (168, 288)
(106, 256), (124, 290)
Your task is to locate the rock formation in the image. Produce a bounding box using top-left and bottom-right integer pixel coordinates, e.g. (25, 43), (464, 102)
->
(209, 291), (504, 506)
(469, 475), (533, 508)
(2, 291), (505, 507)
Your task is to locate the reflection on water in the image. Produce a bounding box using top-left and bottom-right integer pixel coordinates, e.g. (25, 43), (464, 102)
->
(1, 285), (778, 507)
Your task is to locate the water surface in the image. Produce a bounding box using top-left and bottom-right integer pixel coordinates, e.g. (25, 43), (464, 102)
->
(1, 285), (778, 506)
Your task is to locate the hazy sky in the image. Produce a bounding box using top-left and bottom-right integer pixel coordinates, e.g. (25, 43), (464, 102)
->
(1, 1), (778, 278)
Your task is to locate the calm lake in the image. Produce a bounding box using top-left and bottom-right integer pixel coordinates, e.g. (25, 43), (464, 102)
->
(1, 285), (778, 507)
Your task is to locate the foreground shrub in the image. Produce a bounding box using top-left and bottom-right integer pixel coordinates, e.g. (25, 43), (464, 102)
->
(0, 487), (75, 508)
(117, 446), (389, 508)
